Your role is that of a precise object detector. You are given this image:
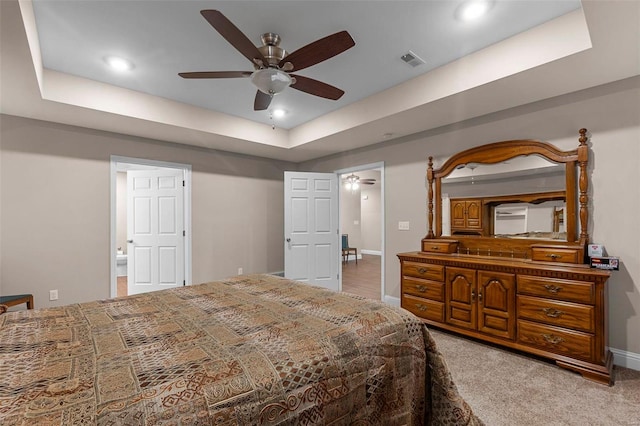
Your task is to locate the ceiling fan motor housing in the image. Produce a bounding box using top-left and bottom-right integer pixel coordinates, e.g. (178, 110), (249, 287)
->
(258, 33), (288, 68)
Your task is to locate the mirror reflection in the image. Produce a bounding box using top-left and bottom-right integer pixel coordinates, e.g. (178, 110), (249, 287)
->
(441, 155), (567, 240)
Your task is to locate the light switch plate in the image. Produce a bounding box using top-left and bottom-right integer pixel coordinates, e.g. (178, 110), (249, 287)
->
(398, 221), (410, 230)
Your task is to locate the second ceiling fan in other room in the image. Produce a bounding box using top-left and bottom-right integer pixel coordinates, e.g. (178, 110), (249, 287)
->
(343, 174), (376, 191)
(179, 10), (356, 111)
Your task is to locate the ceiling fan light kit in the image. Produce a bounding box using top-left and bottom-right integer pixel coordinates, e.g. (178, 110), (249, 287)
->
(251, 68), (293, 95)
(179, 10), (355, 111)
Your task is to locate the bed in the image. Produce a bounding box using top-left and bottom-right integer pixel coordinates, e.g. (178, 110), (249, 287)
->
(0, 274), (482, 425)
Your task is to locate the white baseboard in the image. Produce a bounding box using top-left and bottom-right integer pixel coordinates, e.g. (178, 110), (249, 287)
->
(360, 249), (382, 256)
(610, 347), (640, 371)
(384, 295), (401, 306)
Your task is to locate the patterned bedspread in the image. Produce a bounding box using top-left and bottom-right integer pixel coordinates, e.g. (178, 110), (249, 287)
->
(0, 274), (482, 425)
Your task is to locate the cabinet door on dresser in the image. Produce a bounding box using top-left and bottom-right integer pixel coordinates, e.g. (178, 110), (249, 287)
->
(445, 267), (477, 330)
(451, 201), (467, 229)
(477, 271), (516, 340)
(450, 199), (483, 231)
(465, 200), (482, 229)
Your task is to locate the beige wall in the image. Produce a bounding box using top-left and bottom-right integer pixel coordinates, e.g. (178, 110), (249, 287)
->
(340, 170), (381, 254)
(0, 115), (295, 307)
(300, 77), (640, 356)
(360, 172), (381, 252)
(1, 77), (638, 357)
(340, 185), (362, 253)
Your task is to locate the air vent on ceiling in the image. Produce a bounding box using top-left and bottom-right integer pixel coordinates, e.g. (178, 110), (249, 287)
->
(400, 50), (426, 67)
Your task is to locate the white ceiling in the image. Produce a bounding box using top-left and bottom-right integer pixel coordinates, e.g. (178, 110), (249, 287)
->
(1, 1), (639, 162)
(30, 0), (580, 129)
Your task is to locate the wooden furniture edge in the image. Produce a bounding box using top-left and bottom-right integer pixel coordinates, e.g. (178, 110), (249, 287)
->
(398, 252), (611, 280)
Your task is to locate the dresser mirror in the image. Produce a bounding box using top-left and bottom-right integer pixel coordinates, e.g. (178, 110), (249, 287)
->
(441, 156), (567, 240)
(424, 129), (590, 259)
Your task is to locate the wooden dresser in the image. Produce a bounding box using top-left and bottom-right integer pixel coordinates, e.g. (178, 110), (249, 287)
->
(398, 250), (611, 384)
(402, 129), (614, 385)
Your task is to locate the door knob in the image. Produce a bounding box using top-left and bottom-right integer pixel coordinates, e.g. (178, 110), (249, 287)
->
(286, 238), (291, 242)
(127, 239), (133, 243)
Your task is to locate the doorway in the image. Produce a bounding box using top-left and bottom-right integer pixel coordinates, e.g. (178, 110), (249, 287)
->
(110, 156), (192, 298)
(336, 162), (385, 301)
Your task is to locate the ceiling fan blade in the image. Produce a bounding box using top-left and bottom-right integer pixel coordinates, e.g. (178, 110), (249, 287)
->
(289, 75), (345, 100)
(254, 90), (272, 111)
(200, 10), (266, 66)
(279, 31), (355, 72)
(179, 71), (252, 79)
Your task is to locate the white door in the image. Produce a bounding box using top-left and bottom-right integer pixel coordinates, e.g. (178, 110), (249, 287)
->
(284, 171), (340, 291)
(127, 169), (185, 295)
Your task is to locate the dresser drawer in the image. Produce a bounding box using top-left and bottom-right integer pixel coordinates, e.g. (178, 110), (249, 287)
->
(517, 295), (594, 333)
(421, 239), (458, 254)
(402, 294), (445, 323)
(402, 261), (444, 281)
(517, 320), (594, 361)
(531, 246), (582, 264)
(402, 277), (444, 301)
(517, 275), (595, 304)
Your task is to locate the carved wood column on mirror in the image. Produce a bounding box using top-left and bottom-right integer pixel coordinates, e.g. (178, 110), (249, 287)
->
(426, 156), (434, 239)
(578, 128), (589, 246)
(402, 128), (613, 385)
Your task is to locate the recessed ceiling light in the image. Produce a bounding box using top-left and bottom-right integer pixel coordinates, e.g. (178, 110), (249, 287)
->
(104, 56), (134, 72)
(272, 109), (287, 118)
(457, 0), (493, 22)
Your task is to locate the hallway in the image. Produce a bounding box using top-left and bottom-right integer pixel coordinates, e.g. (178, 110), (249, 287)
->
(341, 254), (381, 300)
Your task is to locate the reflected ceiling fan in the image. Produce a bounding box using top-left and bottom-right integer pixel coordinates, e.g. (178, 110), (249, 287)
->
(179, 10), (356, 111)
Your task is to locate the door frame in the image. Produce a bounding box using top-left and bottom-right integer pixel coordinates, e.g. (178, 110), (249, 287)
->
(109, 155), (192, 298)
(334, 162), (385, 302)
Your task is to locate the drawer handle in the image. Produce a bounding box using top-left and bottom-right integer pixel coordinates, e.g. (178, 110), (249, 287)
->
(543, 284), (562, 294)
(542, 334), (565, 345)
(431, 246), (440, 250)
(546, 253), (562, 259)
(542, 307), (564, 318)
(415, 303), (428, 312)
(418, 267), (428, 274)
(416, 285), (428, 293)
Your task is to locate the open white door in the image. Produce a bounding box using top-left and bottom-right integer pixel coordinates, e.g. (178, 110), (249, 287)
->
(284, 172), (340, 291)
(127, 169), (185, 295)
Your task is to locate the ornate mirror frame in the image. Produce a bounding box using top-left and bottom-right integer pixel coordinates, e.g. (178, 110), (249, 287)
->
(425, 129), (590, 255)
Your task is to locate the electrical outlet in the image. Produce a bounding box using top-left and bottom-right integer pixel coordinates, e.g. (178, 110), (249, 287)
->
(49, 290), (59, 301)
(238, 267), (243, 275)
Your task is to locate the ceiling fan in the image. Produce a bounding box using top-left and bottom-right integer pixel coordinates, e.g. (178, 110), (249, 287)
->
(179, 10), (356, 111)
(343, 173), (376, 190)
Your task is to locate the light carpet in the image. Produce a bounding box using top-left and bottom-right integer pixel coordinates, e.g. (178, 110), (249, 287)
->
(430, 328), (640, 425)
